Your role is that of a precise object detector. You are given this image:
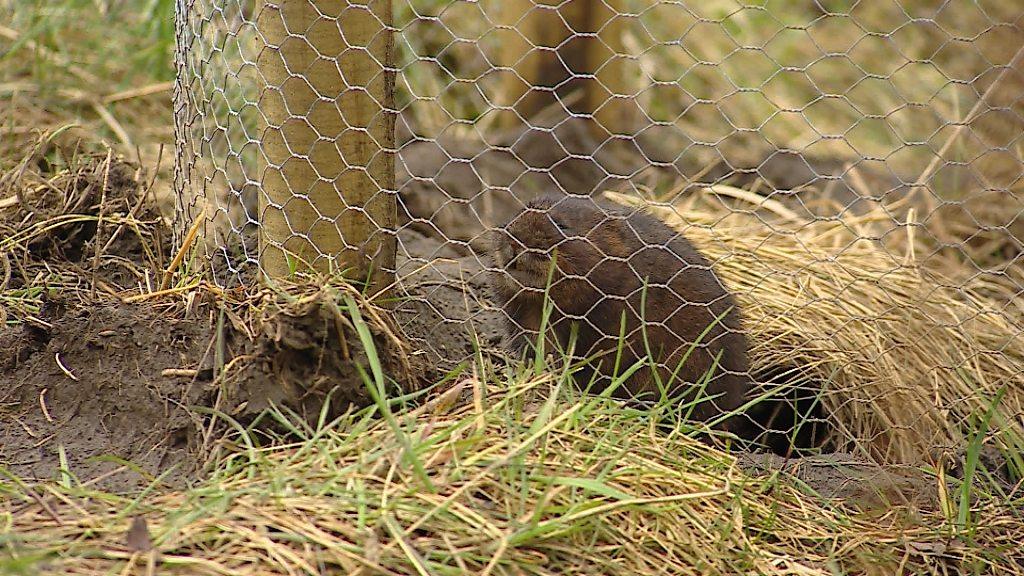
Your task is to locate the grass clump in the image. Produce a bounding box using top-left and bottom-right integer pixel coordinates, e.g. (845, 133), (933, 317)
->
(4, 357), (1024, 575)
(604, 189), (1024, 471)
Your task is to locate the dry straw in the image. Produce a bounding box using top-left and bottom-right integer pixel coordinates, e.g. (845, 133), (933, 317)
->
(6, 375), (1022, 575)
(604, 189), (1024, 465)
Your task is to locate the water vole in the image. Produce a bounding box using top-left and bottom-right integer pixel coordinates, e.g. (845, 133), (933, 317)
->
(490, 193), (752, 425)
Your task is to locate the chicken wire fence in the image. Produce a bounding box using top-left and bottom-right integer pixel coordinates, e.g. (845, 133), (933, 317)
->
(173, 0), (1024, 459)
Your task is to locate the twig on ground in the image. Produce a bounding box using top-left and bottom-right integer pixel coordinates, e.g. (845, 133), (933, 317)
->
(103, 82), (174, 104)
(54, 354), (78, 383)
(91, 148), (113, 299)
(38, 387), (54, 423)
(159, 206), (205, 291)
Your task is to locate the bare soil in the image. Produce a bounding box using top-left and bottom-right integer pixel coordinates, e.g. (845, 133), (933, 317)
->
(0, 155), (210, 490)
(0, 299), (213, 490)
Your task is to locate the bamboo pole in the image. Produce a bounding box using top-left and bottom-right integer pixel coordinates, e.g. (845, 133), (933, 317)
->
(256, 0), (396, 294)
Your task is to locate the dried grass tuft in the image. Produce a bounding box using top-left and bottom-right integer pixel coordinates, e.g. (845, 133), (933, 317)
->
(604, 190), (1024, 466)
(4, 374), (1023, 575)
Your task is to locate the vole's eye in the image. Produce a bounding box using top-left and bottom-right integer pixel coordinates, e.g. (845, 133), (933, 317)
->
(552, 218), (570, 234)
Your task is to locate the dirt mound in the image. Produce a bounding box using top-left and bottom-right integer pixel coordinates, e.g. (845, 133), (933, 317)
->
(394, 229), (505, 373)
(217, 283), (429, 425)
(0, 281), (447, 491)
(1, 153), (208, 489)
(0, 299), (213, 490)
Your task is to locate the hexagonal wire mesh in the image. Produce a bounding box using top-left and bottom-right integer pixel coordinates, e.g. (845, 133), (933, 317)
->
(174, 0), (1024, 461)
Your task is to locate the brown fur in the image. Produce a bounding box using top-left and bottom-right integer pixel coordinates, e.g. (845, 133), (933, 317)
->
(490, 193), (752, 425)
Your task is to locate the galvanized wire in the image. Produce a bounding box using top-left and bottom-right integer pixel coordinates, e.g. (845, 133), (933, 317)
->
(174, 0), (1024, 457)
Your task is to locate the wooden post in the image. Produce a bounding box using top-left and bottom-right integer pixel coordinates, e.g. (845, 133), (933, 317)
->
(588, 0), (639, 137)
(490, 0), (638, 134)
(256, 0), (396, 293)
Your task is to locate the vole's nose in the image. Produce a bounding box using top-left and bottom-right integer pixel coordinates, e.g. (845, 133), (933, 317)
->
(504, 240), (523, 267)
